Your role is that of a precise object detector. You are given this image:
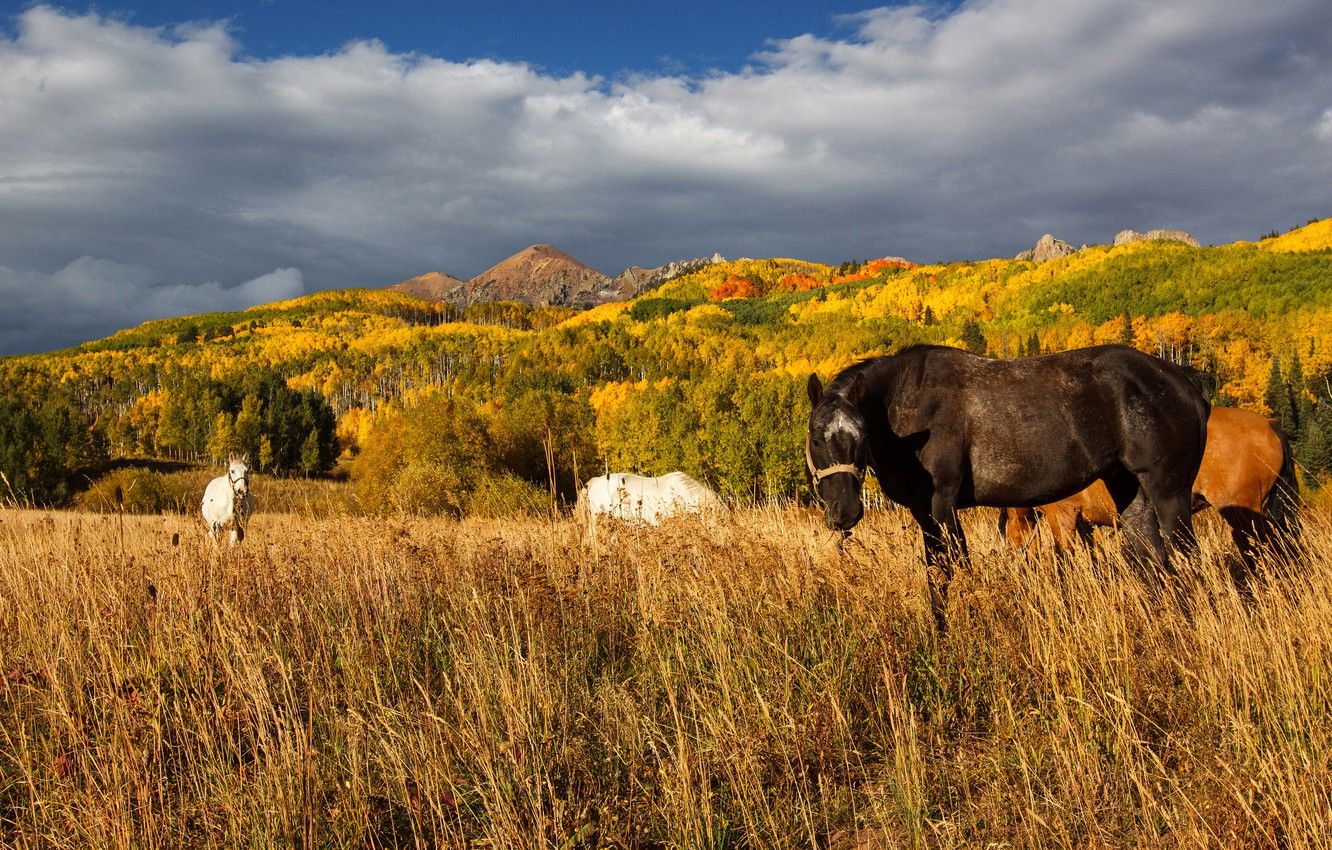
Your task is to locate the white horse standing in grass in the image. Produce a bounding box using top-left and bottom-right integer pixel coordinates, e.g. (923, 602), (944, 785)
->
(580, 471), (723, 529)
(202, 457), (253, 545)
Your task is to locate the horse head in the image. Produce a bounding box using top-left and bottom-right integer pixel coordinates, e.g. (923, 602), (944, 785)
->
(806, 372), (869, 532)
(227, 457), (250, 497)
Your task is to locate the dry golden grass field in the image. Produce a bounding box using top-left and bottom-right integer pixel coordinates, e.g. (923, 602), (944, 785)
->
(0, 501), (1329, 849)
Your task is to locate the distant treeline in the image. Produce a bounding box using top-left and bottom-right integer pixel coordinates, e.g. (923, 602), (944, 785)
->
(0, 367), (337, 505)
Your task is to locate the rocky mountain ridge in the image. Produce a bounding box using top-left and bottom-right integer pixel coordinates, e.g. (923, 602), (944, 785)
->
(391, 225), (1207, 304)
(387, 246), (726, 308)
(1016, 227), (1201, 263)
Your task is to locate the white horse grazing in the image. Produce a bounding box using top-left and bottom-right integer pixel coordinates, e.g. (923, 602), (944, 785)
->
(581, 471), (723, 527)
(201, 457), (254, 545)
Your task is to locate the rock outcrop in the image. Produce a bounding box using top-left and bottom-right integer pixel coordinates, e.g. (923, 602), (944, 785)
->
(1112, 229), (1201, 248)
(1014, 228), (1200, 263)
(1015, 234), (1077, 263)
(600, 254), (726, 301)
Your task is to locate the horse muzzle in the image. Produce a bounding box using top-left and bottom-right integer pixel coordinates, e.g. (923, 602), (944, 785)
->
(823, 503), (863, 532)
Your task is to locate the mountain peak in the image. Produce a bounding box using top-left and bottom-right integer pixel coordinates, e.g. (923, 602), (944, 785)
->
(385, 270), (470, 301)
(468, 244), (607, 306)
(520, 243), (562, 255)
(1015, 233), (1077, 263)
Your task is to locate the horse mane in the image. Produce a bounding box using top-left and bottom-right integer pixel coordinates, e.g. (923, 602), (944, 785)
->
(825, 345), (949, 400)
(659, 471), (718, 500)
(824, 358), (881, 398)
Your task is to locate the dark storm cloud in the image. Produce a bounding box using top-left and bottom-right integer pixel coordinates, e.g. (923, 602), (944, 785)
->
(1, 1), (1329, 353)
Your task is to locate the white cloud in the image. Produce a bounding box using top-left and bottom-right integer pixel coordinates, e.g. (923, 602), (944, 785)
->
(0, 1), (1330, 352)
(138, 267), (305, 319)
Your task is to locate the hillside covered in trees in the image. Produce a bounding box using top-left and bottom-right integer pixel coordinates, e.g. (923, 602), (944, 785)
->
(2, 218), (1331, 511)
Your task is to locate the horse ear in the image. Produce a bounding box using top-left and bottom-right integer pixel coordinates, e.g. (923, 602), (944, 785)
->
(807, 374), (823, 406)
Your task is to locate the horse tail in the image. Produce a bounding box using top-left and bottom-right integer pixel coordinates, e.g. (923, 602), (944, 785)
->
(1264, 422), (1302, 555)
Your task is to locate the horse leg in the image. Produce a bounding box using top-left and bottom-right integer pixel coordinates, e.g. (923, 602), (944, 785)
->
(1045, 503), (1079, 554)
(916, 484), (968, 633)
(1130, 484), (1201, 603)
(1123, 416), (1202, 564)
(1135, 460), (1199, 570)
(918, 517), (953, 633)
(1044, 504), (1087, 585)
(1220, 506), (1261, 597)
(999, 507), (1038, 551)
(929, 470), (969, 558)
(1072, 510), (1097, 549)
(1118, 485), (1168, 582)
(1156, 494), (1198, 562)
(1101, 466), (1166, 580)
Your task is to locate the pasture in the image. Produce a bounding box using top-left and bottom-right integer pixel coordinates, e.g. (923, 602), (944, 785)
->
(0, 503), (1329, 848)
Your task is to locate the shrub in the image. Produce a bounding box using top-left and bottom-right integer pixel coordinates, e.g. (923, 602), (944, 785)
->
(392, 462), (467, 517)
(718, 299), (787, 326)
(74, 468), (205, 514)
(465, 473), (550, 519)
(629, 298), (703, 322)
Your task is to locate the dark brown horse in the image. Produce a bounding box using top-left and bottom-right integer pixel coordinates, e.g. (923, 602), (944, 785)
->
(999, 407), (1299, 585)
(806, 344), (1210, 629)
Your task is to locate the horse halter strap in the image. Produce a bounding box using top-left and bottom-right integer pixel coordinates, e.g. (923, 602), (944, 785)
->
(805, 437), (865, 484)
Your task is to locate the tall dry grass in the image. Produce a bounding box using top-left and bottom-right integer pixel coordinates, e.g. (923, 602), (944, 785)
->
(0, 502), (1328, 848)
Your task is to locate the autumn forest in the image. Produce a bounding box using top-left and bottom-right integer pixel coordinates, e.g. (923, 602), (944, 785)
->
(3, 218), (1332, 513)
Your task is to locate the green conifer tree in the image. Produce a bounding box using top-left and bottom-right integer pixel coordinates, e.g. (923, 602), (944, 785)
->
(1119, 309), (1135, 348)
(1265, 358), (1294, 430)
(1287, 352), (1312, 442)
(300, 429), (322, 475)
(1297, 417), (1332, 477)
(961, 319), (987, 355)
(1304, 401), (1332, 477)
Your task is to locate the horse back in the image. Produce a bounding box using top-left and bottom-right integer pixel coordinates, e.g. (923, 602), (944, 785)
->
(660, 471), (722, 508)
(876, 346), (1208, 507)
(201, 475), (230, 508)
(1194, 407), (1285, 512)
(582, 475), (615, 515)
(889, 346), (1201, 436)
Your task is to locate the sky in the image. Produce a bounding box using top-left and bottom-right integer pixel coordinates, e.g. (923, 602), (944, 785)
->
(0, 1), (1329, 354)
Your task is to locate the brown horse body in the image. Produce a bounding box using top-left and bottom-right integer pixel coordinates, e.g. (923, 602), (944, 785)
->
(1000, 407), (1298, 573)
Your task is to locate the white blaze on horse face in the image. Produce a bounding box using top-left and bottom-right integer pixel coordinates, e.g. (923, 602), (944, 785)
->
(825, 408), (862, 443)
